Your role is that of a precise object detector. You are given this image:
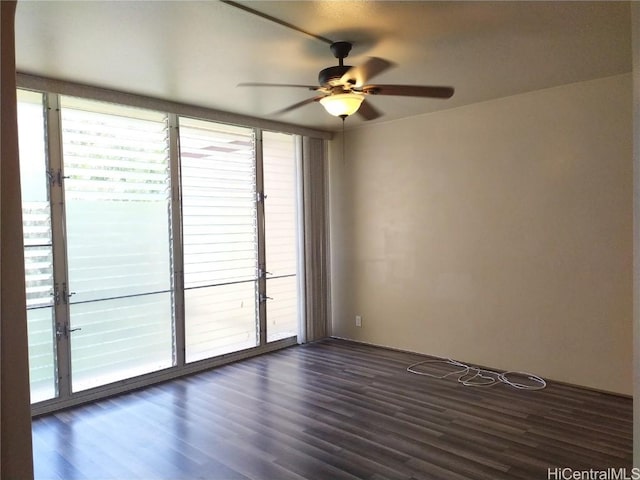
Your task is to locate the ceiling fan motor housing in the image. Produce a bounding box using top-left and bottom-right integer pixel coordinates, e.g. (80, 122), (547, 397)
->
(318, 65), (352, 86)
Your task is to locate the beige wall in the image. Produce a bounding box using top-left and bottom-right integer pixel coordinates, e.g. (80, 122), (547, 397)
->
(329, 73), (633, 395)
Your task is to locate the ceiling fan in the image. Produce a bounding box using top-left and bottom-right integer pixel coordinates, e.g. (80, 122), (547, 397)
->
(239, 41), (455, 121)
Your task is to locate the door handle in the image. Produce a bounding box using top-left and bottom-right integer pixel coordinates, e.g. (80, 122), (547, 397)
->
(258, 268), (272, 279)
(61, 283), (76, 304)
(259, 294), (273, 303)
(56, 323), (82, 339)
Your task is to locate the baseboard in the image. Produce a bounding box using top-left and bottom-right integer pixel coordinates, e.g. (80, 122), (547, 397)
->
(327, 335), (632, 399)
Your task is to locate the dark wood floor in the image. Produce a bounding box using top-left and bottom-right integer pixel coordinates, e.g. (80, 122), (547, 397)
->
(32, 338), (632, 480)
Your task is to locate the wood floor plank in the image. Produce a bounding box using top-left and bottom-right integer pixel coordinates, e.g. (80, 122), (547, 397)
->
(32, 338), (632, 479)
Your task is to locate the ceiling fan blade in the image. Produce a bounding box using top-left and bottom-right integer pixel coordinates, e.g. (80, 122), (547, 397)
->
(357, 99), (383, 121)
(363, 84), (454, 98)
(340, 57), (394, 87)
(273, 96), (325, 115)
(238, 82), (319, 90)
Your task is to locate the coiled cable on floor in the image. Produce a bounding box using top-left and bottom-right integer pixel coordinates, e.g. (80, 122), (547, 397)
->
(406, 358), (546, 391)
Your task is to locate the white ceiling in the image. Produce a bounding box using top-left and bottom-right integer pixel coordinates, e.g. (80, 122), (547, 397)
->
(15, 1), (631, 133)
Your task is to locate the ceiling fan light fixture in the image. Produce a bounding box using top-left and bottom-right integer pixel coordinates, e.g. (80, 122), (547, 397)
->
(319, 93), (364, 117)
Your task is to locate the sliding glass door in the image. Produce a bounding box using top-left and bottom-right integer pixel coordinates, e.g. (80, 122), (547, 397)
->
(18, 88), (303, 409)
(262, 132), (299, 342)
(179, 118), (259, 362)
(179, 123), (301, 361)
(60, 97), (175, 391)
(18, 90), (57, 403)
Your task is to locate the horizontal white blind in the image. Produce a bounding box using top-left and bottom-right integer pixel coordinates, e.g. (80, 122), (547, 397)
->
(18, 89), (57, 402)
(19, 90), (53, 308)
(179, 117), (258, 362)
(266, 276), (298, 342)
(22, 205), (53, 308)
(179, 118), (257, 288)
(61, 97), (172, 301)
(60, 96), (174, 392)
(263, 131), (299, 342)
(70, 295), (173, 391)
(184, 284), (257, 361)
(263, 131), (298, 277)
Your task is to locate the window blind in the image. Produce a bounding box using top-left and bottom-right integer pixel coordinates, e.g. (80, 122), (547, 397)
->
(18, 89), (57, 402)
(179, 117), (259, 361)
(263, 131), (299, 342)
(60, 96), (174, 391)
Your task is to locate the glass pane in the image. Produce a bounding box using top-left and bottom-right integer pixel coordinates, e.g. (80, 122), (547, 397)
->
(266, 276), (298, 342)
(17, 89), (57, 402)
(23, 228), (53, 309)
(185, 283), (257, 362)
(263, 132), (298, 276)
(27, 307), (56, 403)
(179, 117), (258, 362)
(60, 96), (174, 391)
(18, 90), (49, 205)
(70, 294), (173, 392)
(64, 203), (171, 301)
(263, 132), (299, 342)
(61, 97), (172, 302)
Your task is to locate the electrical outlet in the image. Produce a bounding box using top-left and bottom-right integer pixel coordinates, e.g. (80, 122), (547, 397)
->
(355, 315), (362, 327)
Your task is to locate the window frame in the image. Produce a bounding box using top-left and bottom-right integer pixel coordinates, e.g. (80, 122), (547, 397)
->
(15, 77), (323, 416)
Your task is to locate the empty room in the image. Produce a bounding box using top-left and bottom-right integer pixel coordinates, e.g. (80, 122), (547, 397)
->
(1, 1), (638, 479)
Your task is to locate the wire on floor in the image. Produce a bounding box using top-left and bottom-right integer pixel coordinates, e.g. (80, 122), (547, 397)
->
(406, 357), (546, 391)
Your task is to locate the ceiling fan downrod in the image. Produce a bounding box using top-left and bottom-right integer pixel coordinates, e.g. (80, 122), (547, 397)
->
(330, 41), (352, 66)
(318, 42), (353, 86)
